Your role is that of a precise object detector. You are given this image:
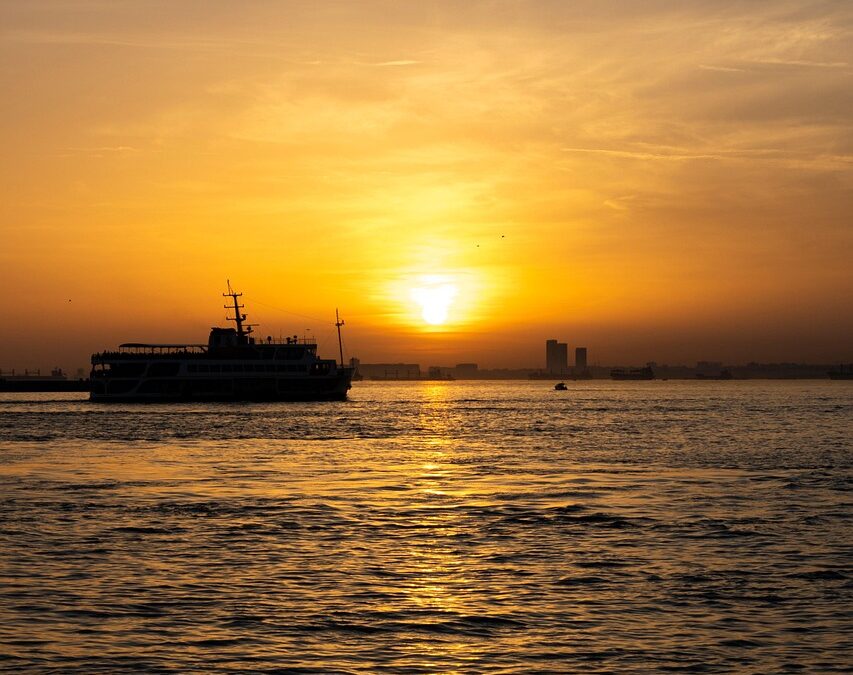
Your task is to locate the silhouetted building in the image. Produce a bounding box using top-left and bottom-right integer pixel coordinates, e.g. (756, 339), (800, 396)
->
(575, 347), (587, 370)
(427, 366), (454, 380)
(546, 339), (568, 374)
(454, 363), (478, 377)
(696, 361), (723, 373)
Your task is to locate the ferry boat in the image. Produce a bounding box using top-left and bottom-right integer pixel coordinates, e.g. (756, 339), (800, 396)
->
(90, 286), (353, 402)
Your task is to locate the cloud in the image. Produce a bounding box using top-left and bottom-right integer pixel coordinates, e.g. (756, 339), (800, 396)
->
(370, 60), (421, 67)
(698, 64), (749, 73)
(561, 147), (726, 162)
(747, 58), (850, 69)
(65, 145), (139, 153)
(0, 28), (239, 52)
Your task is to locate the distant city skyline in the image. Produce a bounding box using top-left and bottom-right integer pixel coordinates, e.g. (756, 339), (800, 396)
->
(4, 323), (852, 377)
(342, 358), (845, 381)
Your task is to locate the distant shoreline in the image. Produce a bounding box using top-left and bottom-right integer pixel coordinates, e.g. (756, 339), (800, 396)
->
(1, 376), (850, 393)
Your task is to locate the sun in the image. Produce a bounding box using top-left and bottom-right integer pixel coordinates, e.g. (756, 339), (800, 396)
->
(411, 279), (458, 325)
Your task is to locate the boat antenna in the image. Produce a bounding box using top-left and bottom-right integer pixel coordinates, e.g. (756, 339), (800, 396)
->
(335, 308), (345, 366)
(223, 279), (256, 344)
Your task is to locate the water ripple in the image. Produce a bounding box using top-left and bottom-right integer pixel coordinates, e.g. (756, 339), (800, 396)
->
(0, 381), (850, 672)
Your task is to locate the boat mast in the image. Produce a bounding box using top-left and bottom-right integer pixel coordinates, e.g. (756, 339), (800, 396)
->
(223, 280), (254, 344)
(335, 308), (345, 366)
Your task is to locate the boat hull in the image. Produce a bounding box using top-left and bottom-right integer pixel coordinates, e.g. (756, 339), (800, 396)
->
(89, 371), (353, 403)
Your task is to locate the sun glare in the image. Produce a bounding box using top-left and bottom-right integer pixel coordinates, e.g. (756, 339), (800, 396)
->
(411, 280), (458, 325)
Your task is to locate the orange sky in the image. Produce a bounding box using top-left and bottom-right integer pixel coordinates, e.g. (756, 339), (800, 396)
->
(1, 1), (851, 371)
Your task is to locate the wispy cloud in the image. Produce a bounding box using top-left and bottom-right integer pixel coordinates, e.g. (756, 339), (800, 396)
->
(0, 28), (277, 54)
(561, 147), (726, 162)
(747, 58), (850, 69)
(67, 146), (139, 152)
(371, 60), (421, 67)
(56, 145), (142, 158)
(698, 64), (748, 73)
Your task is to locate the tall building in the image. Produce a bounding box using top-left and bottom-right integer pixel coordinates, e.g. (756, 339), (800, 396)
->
(575, 347), (587, 370)
(546, 339), (568, 374)
(454, 363), (478, 377)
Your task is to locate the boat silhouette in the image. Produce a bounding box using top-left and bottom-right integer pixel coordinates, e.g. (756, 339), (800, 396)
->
(90, 285), (353, 402)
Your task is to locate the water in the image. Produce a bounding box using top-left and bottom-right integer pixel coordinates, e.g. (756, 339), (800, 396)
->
(0, 381), (850, 673)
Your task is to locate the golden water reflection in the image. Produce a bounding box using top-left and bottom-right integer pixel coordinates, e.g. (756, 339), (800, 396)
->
(4, 384), (846, 671)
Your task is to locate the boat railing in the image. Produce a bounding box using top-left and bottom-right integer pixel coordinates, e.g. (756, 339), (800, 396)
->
(118, 344), (208, 353)
(92, 345), (209, 360)
(257, 336), (317, 346)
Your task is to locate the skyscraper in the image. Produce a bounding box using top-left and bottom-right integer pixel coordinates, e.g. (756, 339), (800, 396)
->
(575, 347), (587, 370)
(546, 339), (568, 374)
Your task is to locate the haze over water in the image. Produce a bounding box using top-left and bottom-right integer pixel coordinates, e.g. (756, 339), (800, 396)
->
(0, 380), (850, 672)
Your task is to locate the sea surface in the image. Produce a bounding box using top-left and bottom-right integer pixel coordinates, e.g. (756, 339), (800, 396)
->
(0, 381), (850, 673)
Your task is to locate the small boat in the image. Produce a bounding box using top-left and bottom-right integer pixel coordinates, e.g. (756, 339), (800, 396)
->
(554, 382), (567, 390)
